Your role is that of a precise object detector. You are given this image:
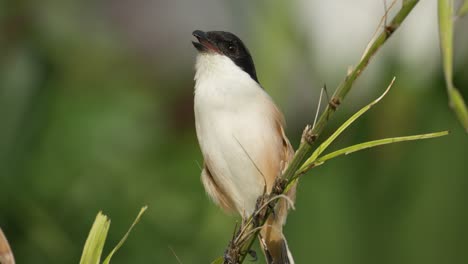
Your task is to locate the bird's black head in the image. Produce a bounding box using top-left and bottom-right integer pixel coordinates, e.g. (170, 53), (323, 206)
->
(192, 30), (258, 83)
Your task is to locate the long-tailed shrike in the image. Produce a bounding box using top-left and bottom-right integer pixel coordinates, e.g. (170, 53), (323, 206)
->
(192, 30), (296, 264)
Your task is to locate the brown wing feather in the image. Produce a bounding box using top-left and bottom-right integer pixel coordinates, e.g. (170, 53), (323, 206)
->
(261, 105), (297, 264)
(0, 228), (15, 264)
(270, 102), (294, 173)
(201, 161), (236, 213)
(270, 103), (297, 222)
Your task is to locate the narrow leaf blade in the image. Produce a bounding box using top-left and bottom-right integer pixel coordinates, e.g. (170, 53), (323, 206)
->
(300, 77), (395, 171)
(102, 206), (148, 264)
(80, 212), (111, 264)
(311, 131), (449, 169)
(211, 256), (224, 264)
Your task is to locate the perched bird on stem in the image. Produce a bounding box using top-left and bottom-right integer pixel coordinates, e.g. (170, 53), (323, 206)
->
(192, 30), (296, 264)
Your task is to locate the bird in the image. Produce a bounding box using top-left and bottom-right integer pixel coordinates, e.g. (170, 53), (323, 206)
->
(192, 30), (296, 264)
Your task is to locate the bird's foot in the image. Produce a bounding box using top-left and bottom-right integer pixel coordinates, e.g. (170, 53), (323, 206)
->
(273, 177), (288, 195)
(254, 193), (277, 227)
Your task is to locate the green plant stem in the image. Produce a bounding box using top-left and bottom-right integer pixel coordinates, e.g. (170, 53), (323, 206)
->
(310, 0), (419, 138)
(233, 1), (420, 263)
(297, 77), (396, 177)
(438, 0), (468, 132)
(458, 0), (468, 17)
(282, 0), (419, 185)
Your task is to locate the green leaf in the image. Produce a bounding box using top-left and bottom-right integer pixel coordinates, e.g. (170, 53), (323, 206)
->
(438, 0), (454, 84)
(448, 88), (468, 131)
(211, 256), (224, 264)
(80, 212), (111, 264)
(298, 77), (396, 173)
(306, 131), (449, 169)
(458, 0), (468, 17)
(102, 206), (148, 264)
(438, 0), (468, 132)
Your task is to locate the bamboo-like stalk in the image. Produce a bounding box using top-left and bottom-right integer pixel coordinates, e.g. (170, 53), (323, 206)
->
(225, 1), (421, 263)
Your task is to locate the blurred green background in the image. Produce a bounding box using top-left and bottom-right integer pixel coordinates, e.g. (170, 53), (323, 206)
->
(1, 0), (467, 263)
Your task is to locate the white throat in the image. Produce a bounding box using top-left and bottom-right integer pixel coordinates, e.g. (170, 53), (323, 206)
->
(194, 53), (259, 94)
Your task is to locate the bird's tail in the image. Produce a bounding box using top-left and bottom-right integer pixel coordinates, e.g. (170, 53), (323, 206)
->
(260, 213), (295, 264)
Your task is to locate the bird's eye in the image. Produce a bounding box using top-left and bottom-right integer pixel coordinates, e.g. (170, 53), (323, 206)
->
(228, 45), (236, 52)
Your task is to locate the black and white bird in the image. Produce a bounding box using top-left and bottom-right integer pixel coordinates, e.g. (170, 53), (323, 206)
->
(192, 30), (296, 264)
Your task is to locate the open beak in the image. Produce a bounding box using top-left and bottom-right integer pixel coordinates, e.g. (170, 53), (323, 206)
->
(192, 30), (220, 53)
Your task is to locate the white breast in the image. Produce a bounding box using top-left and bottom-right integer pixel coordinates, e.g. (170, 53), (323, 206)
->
(194, 53), (282, 217)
